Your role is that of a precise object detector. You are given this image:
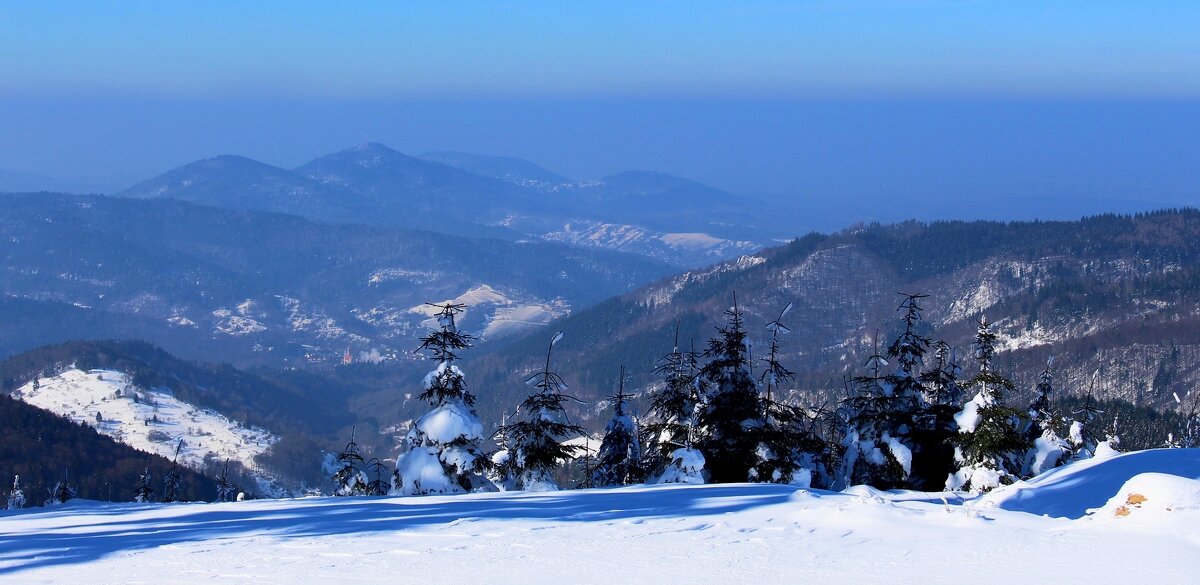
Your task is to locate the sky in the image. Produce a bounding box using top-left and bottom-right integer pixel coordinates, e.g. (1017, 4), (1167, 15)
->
(1, 1), (1198, 219)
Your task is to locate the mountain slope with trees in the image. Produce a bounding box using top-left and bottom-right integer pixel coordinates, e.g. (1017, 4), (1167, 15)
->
(0, 392), (219, 504)
(467, 210), (1200, 425)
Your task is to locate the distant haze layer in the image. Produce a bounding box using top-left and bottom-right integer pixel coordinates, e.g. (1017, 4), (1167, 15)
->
(1, 97), (1197, 231)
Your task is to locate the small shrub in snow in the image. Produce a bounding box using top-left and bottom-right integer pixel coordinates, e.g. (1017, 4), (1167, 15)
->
(657, 447), (706, 485)
(45, 480), (75, 506)
(215, 461), (237, 502)
(134, 468), (154, 502)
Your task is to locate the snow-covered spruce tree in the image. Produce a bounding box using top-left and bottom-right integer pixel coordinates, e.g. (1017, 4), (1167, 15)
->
(161, 439), (184, 503)
(839, 331), (915, 491)
(592, 367), (643, 487)
(753, 303), (826, 486)
(332, 428), (370, 496)
(393, 302), (493, 495)
(947, 317), (1031, 493)
(644, 325), (706, 481)
(882, 294), (944, 490)
(134, 467), (154, 503)
(6, 475), (25, 510)
(215, 461), (237, 503)
(697, 294), (766, 484)
(914, 339), (965, 490)
(1022, 356), (1070, 477)
(489, 413), (516, 489)
(496, 331), (585, 491)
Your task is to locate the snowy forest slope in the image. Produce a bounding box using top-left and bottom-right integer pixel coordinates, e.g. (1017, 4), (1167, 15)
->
(470, 210), (1200, 420)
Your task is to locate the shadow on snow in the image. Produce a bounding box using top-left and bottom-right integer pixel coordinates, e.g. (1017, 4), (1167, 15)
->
(0, 483), (800, 575)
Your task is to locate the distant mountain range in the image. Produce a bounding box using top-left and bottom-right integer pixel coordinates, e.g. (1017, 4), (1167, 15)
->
(119, 143), (780, 267)
(0, 193), (670, 366)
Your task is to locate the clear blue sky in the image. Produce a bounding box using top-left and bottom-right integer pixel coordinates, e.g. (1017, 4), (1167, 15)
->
(4, 1), (1199, 99)
(1, 1), (1198, 223)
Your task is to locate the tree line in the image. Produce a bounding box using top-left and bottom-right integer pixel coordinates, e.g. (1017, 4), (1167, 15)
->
(329, 292), (1200, 499)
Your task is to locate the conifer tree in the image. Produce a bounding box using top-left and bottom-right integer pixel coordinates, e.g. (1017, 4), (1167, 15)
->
(365, 458), (391, 496)
(161, 439), (184, 503)
(394, 302), (493, 495)
(1067, 373), (1105, 460)
(881, 294), (942, 489)
(214, 461), (237, 503)
(593, 367), (643, 487)
(753, 303), (825, 486)
(332, 427), (369, 496)
(134, 467), (154, 503)
(1022, 357), (1071, 477)
(644, 325), (705, 477)
(919, 341), (964, 407)
(1178, 391), (1200, 449)
(6, 475), (25, 510)
(489, 413), (516, 489)
(496, 331), (585, 491)
(947, 317), (1031, 493)
(840, 330), (913, 490)
(907, 339), (962, 490)
(697, 294), (766, 483)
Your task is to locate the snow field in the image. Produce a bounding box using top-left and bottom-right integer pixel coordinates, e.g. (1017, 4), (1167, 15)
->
(2, 449), (1199, 584)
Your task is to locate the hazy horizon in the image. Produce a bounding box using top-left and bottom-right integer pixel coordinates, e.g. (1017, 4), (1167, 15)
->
(2, 2), (1198, 225)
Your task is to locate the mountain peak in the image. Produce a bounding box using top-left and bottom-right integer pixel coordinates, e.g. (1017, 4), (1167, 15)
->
(199, 154), (276, 168)
(352, 142), (400, 154)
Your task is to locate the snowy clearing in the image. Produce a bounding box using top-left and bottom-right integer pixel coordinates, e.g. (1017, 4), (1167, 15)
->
(2, 449), (1198, 583)
(12, 369), (277, 475)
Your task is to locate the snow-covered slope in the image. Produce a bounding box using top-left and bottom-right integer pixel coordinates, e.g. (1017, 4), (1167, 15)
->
(542, 220), (760, 267)
(408, 284), (570, 340)
(11, 369), (277, 474)
(3, 449), (1198, 583)
(978, 448), (1200, 518)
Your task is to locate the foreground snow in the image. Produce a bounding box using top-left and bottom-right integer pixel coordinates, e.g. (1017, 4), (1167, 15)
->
(2, 450), (1199, 583)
